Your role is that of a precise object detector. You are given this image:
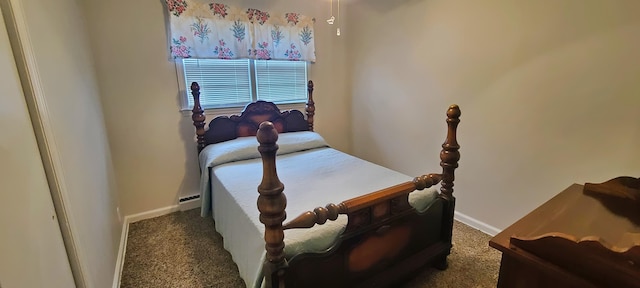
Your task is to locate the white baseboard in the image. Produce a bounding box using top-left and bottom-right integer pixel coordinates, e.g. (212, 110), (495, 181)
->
(126, 205), (180, 224)
(112, 218), (129, 288)
(112, 205), (181, 287)
(454, 211), (502, 236)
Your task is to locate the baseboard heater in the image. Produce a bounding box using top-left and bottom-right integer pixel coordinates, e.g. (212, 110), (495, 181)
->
(178, 194), (200, 203)
(178, 194), (201, 211)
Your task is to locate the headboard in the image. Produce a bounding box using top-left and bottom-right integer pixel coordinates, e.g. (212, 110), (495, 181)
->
(191, 80), (315, 153)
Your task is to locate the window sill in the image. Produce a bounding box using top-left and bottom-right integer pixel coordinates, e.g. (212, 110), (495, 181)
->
(180, 102), (308, 118)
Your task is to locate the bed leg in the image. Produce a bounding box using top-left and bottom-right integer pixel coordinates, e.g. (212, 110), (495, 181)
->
(434, 255), (449, 271)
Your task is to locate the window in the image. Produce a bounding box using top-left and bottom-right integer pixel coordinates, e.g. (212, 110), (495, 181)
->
(179, 59), (308, 110)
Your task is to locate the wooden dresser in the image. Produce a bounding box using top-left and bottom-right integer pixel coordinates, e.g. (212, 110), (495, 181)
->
(489, 183), (640, 288)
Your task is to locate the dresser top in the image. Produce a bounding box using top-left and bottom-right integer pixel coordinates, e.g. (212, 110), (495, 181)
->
(490, 183), (640, 253)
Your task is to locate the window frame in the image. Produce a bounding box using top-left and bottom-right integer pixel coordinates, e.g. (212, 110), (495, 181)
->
(176, 59), (309, 112)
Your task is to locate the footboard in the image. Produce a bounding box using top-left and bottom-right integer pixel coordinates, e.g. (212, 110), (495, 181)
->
(256, 105), (461, 288)
(283, 191), (450, 288)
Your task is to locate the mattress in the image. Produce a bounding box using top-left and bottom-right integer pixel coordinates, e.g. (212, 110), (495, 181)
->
(199, 132), (439, 288)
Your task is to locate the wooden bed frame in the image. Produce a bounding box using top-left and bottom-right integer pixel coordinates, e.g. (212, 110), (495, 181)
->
(191, 81), (461, 288)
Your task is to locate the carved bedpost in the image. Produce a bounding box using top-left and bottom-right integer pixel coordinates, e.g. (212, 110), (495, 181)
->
(305, 80), (315, 132)
(439, 104), (461, 252)
(257, 122), (288, 288)
(440, 104), (461, 200)
(191, 82), (206, 153)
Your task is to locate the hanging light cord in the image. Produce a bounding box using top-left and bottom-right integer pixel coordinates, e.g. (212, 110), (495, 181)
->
(337, 0), (341, 35)
(337, 0), (340, 24)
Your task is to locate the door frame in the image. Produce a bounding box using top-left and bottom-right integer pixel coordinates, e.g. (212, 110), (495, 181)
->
(0, 1), (86, 287)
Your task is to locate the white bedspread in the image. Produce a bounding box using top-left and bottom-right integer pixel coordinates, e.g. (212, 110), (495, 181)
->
(199, 132), (439, 288)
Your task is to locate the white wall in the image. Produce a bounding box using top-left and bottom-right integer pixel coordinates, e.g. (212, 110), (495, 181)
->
(0, 8), (76, 287)
(347, 0), (640, 230)
(82, 0), (349, 216)
(4, 0), (122, 286)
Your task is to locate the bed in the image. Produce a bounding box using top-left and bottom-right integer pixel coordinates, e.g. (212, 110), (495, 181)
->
(190, 81), (461, 288)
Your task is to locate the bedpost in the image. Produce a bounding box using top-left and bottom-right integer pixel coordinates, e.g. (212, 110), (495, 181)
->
(191, 82), (206, 153)
(305, 80), (315, 131)
(440, 104), (461, 200)
(439, 104), (461, 258)
(257, 122), (288, 288)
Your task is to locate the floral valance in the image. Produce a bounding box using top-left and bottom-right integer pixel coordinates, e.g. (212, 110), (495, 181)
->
(165, 1), (316, 62)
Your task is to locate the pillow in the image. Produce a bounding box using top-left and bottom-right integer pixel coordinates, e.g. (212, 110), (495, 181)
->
(199, 131), (329, 168)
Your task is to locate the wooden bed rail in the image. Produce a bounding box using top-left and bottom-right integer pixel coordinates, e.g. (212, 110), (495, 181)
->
(190, 81), (316, 153)
(282, 174), (443, 230)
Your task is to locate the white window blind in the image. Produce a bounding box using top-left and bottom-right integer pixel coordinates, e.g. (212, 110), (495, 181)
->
(182, 58), (252, 109)
(179, 59), (308, 110)
(254, 60), (308, 103)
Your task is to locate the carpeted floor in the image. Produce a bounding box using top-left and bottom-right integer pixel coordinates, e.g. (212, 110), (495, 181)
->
(121, 209), (501, 288)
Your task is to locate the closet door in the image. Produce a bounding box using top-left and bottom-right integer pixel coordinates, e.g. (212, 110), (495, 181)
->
(0, 7), (75, 288)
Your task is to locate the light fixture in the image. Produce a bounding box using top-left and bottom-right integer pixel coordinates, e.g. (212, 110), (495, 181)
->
(326, 16), (335, 25)
(327, 0), (341, 36)
(327, 0), (335, 24)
